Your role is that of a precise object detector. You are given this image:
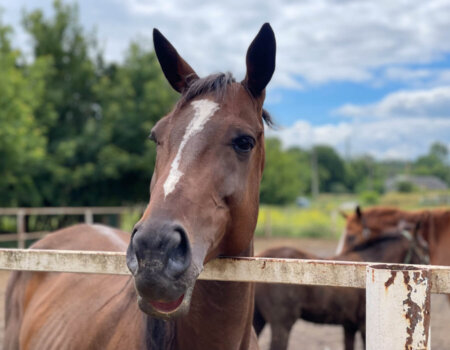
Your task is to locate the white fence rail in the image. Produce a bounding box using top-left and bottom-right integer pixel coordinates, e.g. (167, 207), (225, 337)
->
(0, 248), (447, 349)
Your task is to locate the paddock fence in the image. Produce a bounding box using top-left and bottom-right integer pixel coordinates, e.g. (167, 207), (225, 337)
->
(0, 207), (144, 248)
(0, 248), (448, 349)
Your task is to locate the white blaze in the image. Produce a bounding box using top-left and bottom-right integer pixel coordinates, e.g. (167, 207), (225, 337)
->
(163, 99), (219, 197)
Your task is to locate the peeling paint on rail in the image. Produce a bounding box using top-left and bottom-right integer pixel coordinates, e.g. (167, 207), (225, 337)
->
(366, 265), (431, 350)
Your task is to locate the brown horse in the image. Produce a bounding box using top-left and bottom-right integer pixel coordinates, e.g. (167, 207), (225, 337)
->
(253, 229), (428, 350)
(339, 206), (450, 267)
(5, 23), (276, 350)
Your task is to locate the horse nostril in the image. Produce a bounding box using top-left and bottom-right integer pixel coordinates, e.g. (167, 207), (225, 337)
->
(126, 234), (139, 275)
(166, 226), (191, 278)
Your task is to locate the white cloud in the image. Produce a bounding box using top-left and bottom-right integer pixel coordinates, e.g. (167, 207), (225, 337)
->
(116, 0), (450, 87)
(4, 0), (450, 88)
(267, 117), (450, 160)
(334, 86), (450, 119)
(373, 67), (450, 88)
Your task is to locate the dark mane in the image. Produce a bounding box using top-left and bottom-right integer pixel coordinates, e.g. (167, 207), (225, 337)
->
(350, 234), (404, 253)
(146, 318), (175, 350)
(178, 72), (274, 127)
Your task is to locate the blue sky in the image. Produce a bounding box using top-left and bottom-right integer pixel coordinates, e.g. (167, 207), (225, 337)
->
(2, 0), (450, 159)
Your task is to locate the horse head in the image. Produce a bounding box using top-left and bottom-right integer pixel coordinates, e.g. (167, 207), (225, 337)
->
(126, 24), (276, 318)
(337, 206), (423, 255)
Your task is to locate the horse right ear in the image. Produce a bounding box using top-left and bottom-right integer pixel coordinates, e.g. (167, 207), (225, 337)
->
(242, 23), (276, 99)
(356, 206), (363, 219)
(153, 29), (199, 93)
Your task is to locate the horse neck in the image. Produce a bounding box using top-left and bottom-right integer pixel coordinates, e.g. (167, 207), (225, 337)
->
(343, 237), (408, 264)
(422, 210), (450, 265)
(146, 241), (255, 350)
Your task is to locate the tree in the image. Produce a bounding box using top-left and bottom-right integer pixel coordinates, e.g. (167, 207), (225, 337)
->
(346, 155), (384, 194)
(20, 1), (177, 206)
(430, 142), (448, 163)
(413, 142), (450, 185)
(0, 20), (51, 206)
(313, 145), (347, 193)
(286, 147), (311, 195)
(260, 139), (304, 204)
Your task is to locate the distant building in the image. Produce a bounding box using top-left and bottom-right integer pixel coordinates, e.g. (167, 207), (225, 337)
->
(385, 174), (448, 192)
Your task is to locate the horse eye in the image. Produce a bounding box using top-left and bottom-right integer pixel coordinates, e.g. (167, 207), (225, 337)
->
(232, 135), (255, 154)
(148, 131), (158, 144)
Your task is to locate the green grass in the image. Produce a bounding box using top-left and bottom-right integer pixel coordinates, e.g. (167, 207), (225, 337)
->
(256, 205), (345, 239)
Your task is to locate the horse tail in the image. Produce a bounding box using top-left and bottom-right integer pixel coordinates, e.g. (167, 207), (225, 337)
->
(253, 300), (266, 336)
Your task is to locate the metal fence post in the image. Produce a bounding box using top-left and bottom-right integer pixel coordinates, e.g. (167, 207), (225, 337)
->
(366, 264), (431, 350)
(17, 209), (26, 249)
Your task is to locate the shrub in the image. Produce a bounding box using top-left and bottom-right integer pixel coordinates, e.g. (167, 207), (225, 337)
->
(359, 190), (380, 205)
(397, 181), (416, 193)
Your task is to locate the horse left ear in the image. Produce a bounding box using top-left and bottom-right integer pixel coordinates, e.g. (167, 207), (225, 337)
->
(242, 23), (276, 99)
(153, 28), (199, 93)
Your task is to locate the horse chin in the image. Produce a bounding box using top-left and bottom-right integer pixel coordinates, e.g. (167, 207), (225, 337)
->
(137, 284), (195, 319)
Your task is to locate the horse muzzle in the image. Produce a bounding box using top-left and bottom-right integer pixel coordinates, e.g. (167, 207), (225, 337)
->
(126, 220), (200, 318)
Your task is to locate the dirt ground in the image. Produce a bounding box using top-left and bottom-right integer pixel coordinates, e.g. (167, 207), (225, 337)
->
(0, 237), (448, 349)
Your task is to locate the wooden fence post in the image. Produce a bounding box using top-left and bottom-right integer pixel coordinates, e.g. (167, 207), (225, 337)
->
(17, 209), (26, 249)
(84, 209), (93, 225)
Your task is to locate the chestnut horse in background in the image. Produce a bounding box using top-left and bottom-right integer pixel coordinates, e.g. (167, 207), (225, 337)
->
(5, 23), (276, 350)
(254, 228), (429, 350)
(339, 206), (450, 267)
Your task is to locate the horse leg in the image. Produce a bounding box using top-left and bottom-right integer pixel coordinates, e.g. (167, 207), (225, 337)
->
(248, 327), (260, 350)
(360, 328), (366, 350)
(269, 323), (293, 350)
(343, 325), (356, 350)
(253, 303), (266, 336)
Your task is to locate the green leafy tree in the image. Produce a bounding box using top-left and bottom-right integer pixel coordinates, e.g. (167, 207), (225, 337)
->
(286, 147), (311, 195)
(20, 1), (176, 206)
(346, 155), (384, 194)
(313, 145), (347, 193)
(0, 20), (51, 206)
(260, 139), (304, 204)
(413, 142), (450, 185)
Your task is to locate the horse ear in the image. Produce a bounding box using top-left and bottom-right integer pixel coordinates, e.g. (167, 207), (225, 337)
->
(153, 29), (199, 93)
(356, 206), (363, 219)
(242, 23), (276, 99)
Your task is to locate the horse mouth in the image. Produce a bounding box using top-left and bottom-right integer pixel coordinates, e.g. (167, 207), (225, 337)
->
(137, 285), (195, 319)
(149, 295), (184, 313)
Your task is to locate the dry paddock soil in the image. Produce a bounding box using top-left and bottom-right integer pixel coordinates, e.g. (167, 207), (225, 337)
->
(0, 237), (449, 349)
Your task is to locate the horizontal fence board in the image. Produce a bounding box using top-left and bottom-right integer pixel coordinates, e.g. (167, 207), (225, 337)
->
(0, 249), (449, 294)
(0, 207), (144, 216)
